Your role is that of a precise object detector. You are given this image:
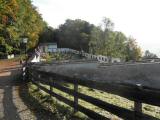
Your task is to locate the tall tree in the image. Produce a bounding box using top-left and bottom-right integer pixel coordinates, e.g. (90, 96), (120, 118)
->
(113, 32), (127, 58)
(0, 0), (19, 54)
(58, 19), (93, 52)
(39, 26), (56, 43)
(89, 26), (102, 54)
(89, 18), (127, 58)
(125, 37), (142, 61)
(0, 0), (46, 55)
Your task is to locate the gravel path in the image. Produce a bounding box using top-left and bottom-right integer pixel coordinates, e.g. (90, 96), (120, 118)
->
(0, 61), (87, 120)
(0, 63), (36, 120)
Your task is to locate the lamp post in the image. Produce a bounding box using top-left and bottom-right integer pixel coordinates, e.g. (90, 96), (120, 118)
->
(22, 36), (28, 63)
(22, 36), (28, 81)
(22, 37), (28, 54)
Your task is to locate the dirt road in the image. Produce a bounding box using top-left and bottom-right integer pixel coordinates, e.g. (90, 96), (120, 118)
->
(0, 61), (36, 120)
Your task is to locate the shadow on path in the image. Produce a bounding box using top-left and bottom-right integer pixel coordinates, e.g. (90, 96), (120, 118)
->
(0, 65), (60, 120)
(18, 83), (59, 120)
(0, 64), (83, 120)
(0, 68), (22, 120)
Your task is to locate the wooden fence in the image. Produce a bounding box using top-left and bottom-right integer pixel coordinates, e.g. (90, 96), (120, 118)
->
(27, 66), (160, 120)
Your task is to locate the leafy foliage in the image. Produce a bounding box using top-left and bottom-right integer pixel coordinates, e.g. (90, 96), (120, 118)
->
(143, 50), (158, 59)
(125, 37), (142, 61)
(39, 26), (56, 43)
(89, 18), (142, 61)
(0, 0), (46, 55)
(0, 0), (142, 61)
(57, 19), (94, 52)
(51, 18), (142, 61)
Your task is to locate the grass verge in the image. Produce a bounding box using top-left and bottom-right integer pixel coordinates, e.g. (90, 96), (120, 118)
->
(19, 82), (90, 120)
(39, 82), (160, 119)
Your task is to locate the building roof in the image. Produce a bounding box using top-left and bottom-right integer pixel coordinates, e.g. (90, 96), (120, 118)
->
(39, 42), (57, 46)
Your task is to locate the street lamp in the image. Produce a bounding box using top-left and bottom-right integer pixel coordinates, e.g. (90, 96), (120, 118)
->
(22, 38), (28, 44)
(22, 37), (28, 53)
(21, 36), (28, 81)
(22, 36), (28, 62)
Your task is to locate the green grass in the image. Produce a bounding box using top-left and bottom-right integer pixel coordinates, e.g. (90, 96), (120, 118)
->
(42, 53), (85, 63)
(32, 82), (160, 120)
(28, 83), (91, 120)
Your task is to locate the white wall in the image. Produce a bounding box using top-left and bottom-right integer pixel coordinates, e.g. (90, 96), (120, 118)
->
(40, 44), (57, 53)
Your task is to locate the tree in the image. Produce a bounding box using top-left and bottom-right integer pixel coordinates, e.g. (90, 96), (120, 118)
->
(89, 18), (115, 56)
(58, 19), (93, 52)
(0, 0), (46, 55)
(0, 0), (19, 54)
(89, 18), (127, 59)
(101, 17), (114, 31)
(89, 26), (102, 54)
(143, 50), (158, 59)
(45, 17), (142, 62)
(125, 37), (142, 61)
(39, 26), (55, 43)
(114, 32), (127, 58)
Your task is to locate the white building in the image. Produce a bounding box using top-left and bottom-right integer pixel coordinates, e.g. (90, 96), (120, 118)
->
(39, 43), (57, 53)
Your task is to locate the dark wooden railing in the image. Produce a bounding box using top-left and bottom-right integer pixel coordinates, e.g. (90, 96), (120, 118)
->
(26, 66), (160, 120)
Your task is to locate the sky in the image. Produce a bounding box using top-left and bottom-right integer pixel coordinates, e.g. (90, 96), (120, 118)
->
(32, 0), (160, 56)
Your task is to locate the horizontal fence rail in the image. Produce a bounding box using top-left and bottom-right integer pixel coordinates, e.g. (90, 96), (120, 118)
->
(40, 48), (122, 63)
(27, 67), (160, 120)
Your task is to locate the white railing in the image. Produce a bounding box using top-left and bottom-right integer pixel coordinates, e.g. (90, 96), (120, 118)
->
(44, 48), (122, 63)
(30, 47), (122, 63)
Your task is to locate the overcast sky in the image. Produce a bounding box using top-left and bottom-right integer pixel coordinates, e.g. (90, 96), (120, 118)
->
(32, 0), (160, 56)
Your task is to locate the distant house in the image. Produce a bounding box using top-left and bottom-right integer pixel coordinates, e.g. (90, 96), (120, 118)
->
(39, 42), (57, 53)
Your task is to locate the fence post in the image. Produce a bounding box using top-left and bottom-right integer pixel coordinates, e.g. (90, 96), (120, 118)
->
(22, 65), (26, 81)
(37, 74), (41, 91)
(25, 64), (29, 82)
(49, 77), (53, 97)
(134, 101), (142, 120)
(74, 76), (78, 113)
(134, 84), (142, 120)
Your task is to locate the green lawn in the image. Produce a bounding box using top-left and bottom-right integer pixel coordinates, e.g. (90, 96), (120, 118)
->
(28, 83), (90, 120)
(28, 82), (160, 120)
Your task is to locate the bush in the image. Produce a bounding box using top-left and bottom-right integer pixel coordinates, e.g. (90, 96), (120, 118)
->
(0, 52), (7, 59)
(43, 53), (52, 62)
(12, 48), (21, 55)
